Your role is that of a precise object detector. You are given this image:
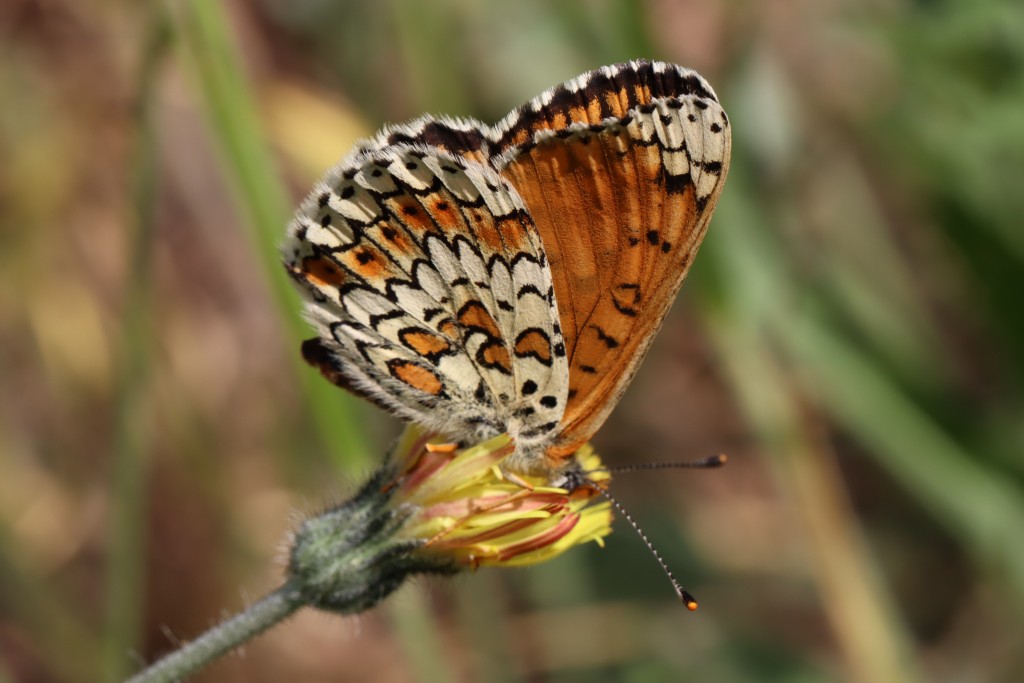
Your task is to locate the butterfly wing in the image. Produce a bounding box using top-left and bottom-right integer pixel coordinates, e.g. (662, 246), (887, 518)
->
(283, 141), (568, 447)
(489, 60), (731, 461)
(352, 114), (491, 165)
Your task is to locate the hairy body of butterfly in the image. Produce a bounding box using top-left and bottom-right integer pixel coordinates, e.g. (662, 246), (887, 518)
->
(283, 60), (731, 484)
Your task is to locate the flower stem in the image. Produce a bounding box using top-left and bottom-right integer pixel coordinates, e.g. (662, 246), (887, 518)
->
(125, 583), (304, 683)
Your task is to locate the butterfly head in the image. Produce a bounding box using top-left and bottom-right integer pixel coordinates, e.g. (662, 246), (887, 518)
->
(543, 443), (612, 497)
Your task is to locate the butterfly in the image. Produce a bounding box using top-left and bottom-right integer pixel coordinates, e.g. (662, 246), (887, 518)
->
(283, 60), (730, 485)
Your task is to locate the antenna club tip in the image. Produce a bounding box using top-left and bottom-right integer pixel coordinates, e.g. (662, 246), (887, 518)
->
(716, 454), (728, 465)
(682, 590), (699, 611)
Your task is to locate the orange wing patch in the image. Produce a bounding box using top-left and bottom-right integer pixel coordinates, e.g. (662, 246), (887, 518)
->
(387, 195), (436, 232)
(387, 359), (445, 396)
(370, 222), (415, 256)
(604, 88), (629, 116)
(457, 300), (503, 340)
(456, 301), (513, 373)
(478, 341), (513, 374)
(494, 214), (529, 252)
(469, 210), (506, 253)
(337, 244), (391, 280)
(399, 329), (452, 360)
(437, 317), (461, 341)
(300, 255), (347, 288)
(514, 329), (553, 365)
(424, 195), (461, 232)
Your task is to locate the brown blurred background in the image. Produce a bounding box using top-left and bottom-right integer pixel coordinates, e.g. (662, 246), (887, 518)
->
(2, 1), (1024, 681)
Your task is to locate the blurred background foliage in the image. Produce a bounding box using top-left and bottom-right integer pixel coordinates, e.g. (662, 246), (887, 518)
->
(1, 0), (1023, 681)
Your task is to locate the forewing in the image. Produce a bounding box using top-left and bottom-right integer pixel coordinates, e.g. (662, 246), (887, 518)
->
(282, 142), (567, 445)
(490, 60), (731, 459)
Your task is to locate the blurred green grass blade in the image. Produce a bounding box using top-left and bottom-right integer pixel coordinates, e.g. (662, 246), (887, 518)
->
(704, 189), (922, 683)
(886, 2), (1024, 264)
(782, 315), (1024, 613)
(102, 11), (169, 682)
(726, 50), (943, 389)
(170, 0), (371, 470)
(712, 163), (1024, 616)
(707, 318), (922, 683)
(807, 158), (943, 385)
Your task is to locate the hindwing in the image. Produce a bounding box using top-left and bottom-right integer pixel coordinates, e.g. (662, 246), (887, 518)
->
(283, 143), (568, 446)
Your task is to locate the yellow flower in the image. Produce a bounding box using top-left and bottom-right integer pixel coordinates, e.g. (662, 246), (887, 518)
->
(288, 426), (613, 614)
(392, 427), (613, 568)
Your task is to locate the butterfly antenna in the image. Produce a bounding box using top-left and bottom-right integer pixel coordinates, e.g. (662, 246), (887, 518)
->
(596, 486), (699, 611)
(601, 453), (727, 474)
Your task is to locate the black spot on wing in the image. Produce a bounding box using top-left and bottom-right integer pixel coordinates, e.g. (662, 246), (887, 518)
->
(664, 172), (693, 196)
(590, 326), (620, 349)
(516, 284), (546, 300)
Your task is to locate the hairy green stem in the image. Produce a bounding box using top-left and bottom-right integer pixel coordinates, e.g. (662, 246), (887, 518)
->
(124, 583), (304, 683)
(122, 455), (459, 682)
